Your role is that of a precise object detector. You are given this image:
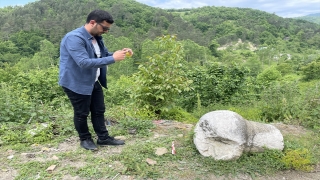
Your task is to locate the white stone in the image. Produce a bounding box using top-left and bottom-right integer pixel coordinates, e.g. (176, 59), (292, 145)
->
(194, 110), (284, 160)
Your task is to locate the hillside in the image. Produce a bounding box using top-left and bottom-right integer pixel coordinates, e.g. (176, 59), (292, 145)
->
(294, 13), (320, 25)
(0, 0), (319, 51)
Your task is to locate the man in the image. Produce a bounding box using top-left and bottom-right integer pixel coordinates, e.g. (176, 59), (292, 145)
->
(59, 9), (133, 150)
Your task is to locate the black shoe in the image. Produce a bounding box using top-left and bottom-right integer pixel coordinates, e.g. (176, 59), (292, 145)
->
(80, 139), (98, 150)
(97, 136), (125, 146)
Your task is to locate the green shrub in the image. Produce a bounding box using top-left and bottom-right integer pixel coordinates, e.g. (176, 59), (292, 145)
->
(228, 106), (261, 121)
(11, 67), (65, 106)
(104, 75), (134, 106)
(0, 122), (54, 144)
(131, 35), (192, 113)
(160, 107), (198, 123)
(282, 148), (314, 172)
(301, 58), (320, 80)
(0, 83), (36, 123)
(24, 123), (54, 143)
(181, 62), (248, 111)
(257, 66), (282, 87)
(258, 82), (301, 122)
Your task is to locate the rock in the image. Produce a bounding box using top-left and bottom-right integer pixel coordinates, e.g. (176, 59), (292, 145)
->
(7, 155), (14, 160)
(155, 147), (168, 156)
(41, 147), (50, 152)
(22, 153), (36, 158)
(146, 158), (157, 165)
(128, 128), (137, 134)
(46, 165), (57, 173)
(114, 136), (127, 140)
(194, 110), (284, 160)
(52, 155), (59, 160)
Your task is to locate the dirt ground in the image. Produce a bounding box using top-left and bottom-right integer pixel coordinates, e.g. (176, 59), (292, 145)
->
(1, 122), (320, 180)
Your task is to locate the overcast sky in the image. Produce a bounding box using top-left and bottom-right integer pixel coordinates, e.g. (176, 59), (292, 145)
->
(1, 0), (319, 18)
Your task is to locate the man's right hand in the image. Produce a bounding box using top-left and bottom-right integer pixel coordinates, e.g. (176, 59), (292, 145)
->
(113, 50), (127, 62)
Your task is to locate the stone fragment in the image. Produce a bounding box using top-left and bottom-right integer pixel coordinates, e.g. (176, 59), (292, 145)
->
(146, 158), (157, 165)
(155, 147), (168, 156)
(46, 165), (56, 173)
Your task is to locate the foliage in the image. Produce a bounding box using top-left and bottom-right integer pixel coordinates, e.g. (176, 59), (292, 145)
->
(160, 107), (198, 123)
(295, 13), (320, 24)
(256, 66), (282, 87)
(0, 79), (59, 124)
(301, 58), (320, 80)
(15, 39), (58, 71)
(104, 75), (135, 106)
(276, 62), (294, 75)
(181, 62), (248, 111)
(131, 35), (192, 113)
(9, 30), (45, 57)
(282, 148), (314, 172)
(103, 34), (137, 79)
(296, 83), (320, 130)
(258, 82), (301, 122)
(24, 123), (54, 143)
(228, 106), (262, 121)
(0, 122), (54, 144)
(10, 66), (65, 106)
(0, 40), (20, 65)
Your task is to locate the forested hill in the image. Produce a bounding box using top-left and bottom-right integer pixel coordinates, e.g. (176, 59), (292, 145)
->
(295, 13), (320, 25)
(0, 0), (320, 55)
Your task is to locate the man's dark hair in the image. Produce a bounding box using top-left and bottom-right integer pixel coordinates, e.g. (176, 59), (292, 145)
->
(86, 9), (114, 24)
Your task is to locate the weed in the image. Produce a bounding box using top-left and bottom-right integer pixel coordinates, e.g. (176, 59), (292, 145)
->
(282, 148), (314, 172)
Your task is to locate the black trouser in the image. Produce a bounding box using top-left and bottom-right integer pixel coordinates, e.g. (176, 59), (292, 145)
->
(63, 81), (109, 141)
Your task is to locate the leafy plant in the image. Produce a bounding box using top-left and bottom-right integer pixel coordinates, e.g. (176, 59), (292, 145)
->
(24, 123), (54, 143)
(160, 107), (198, 123)
(180, 62), (248, 111)
(131, 35), (192, 114)
(282, 148), (314, 172)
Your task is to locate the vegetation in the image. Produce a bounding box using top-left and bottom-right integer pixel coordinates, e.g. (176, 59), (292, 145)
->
(1, 0), (320, 179)
(295, 13), (320, 25)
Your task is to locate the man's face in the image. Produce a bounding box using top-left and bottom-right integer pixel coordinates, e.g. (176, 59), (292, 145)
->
(91, 20), (111, 36)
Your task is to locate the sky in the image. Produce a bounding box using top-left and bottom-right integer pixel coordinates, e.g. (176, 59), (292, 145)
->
(0, 0), (319, 18)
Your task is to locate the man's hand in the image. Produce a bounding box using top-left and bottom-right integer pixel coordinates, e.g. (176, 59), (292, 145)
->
(112, 50), (127, 61)
(122, 48), (133, 57)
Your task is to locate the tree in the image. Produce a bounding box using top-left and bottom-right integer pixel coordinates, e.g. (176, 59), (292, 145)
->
(209, 40), (221, 57)
(103, 34), (136, 79)
(15, 39), (57, 71)
(131, 35), (192, 114)
(301, 58), (320, 81)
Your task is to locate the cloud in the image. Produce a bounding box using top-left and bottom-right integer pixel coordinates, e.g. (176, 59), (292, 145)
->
(135, 0), (320, 17)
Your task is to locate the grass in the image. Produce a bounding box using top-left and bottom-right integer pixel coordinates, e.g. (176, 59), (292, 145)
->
(1, 113), (320, 180)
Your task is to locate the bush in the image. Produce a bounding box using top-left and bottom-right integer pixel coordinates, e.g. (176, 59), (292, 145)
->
(258, 82), (301, 122)
(282, 149), (314, 172)
(180, 62), (248, 111)
(257, 66), (282, 87)
(131, 35), (192, 114)
(301, 58), (320, 81)
(160, 107), (198, 123)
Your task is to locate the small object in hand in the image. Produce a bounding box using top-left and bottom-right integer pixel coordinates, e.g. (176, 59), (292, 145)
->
(126, 51), (132, 57)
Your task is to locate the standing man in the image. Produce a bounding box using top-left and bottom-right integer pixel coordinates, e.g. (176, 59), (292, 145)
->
(59, 9), (133, 150)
